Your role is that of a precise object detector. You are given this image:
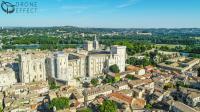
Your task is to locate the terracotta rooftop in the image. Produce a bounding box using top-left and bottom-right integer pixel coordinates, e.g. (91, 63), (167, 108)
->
(87, 84), (115, 96)
(145, 65), (154, 70)
(132, 98), (146, 109)
(108, 92), (133, 105)
(126, 65), (141, 71)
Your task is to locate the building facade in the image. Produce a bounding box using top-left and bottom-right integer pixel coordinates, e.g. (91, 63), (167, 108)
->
(19, 39), (126, 85)
(0, 67), (17, 90)
(46, 52), (86, 86)
(46, 52), (68, 80)
(19, 53), (46, 83)
(68, 53), (86, 79)
(88, 45), (126, 77)
(84, 41), (94, 51)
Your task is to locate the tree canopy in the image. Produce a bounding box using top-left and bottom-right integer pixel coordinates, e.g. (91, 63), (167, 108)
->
(99, 100), (117, 112)
(77, 108), (92, 112)
(48, 97), (69, 110)
(109, 64), (120, 73)
(48, 81), (60, 90)
(126, 57), (152, 67)
(145, 104), (153, 110)
(91, 78), (99, 86)
(113, 41), (153, 55)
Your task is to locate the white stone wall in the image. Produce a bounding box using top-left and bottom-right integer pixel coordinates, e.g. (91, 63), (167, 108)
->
(19, 54), (46, 83)
(46, 57), (56, 78)
(68, 57), (86, 79)
(0, 68), (17, 89)
(118, 85), (129, 91)
(93, 36), (99, 50)
(84, 41), (94, 51)
(110, 46), (126, 72)
(88, 55), (109, 77)
(55, 53), (68, 80)
(88, 46), (127, 77)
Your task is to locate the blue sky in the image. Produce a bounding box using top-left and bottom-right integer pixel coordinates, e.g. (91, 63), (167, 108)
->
(0, 0), (200, 28)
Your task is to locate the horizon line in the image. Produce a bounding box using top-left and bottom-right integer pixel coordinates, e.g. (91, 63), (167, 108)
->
(1, 25), (200, 29)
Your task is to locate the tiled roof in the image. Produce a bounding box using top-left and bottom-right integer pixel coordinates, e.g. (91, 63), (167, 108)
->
(108, 92), (133, 105)
(126, 65), (141, 71)
(145, 65), (154, 70)
(173, 101), (198, 112)
(87, 85), (115, 96)
(128, 79), (153, 87)
(132, 98), (146, 108)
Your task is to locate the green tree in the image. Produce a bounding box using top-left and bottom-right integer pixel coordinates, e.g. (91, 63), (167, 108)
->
(126, 57), (152, 66)
(114, 73), (121, 82)
(176, 81), (189, 88)
(109, 64), (120, 73)
(102, 76), (115, 84)
(163, 82), (174, 90)
(0, 107), (3, 112)
(48, 97), (69, 110)
(48, 81), (60, 90)
(99, 100), (117, 112)
(77, 108), (92, 112)
(160, 46), (170, 51)
(145, 103), (153, 110)
(125, 74), (138, 80)
(91, 78), (99, 86)
(113, 41), (152, 55)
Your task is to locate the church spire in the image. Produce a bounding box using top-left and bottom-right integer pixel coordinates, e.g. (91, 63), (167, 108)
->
(94, 34), (97, 41)
(93, 34), (99, 50)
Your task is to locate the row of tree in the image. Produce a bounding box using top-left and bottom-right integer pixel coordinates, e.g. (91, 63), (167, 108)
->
(48, 97), (117, 112)
(126, 57), (153, 67)
(158, 45), (200, 58)
(113, 41), (153, 55)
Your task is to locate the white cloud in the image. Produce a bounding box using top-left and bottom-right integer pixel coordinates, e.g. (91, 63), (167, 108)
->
(117, 0), (140, 8)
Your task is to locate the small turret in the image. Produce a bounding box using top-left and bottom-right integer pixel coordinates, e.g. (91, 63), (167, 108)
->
(93, 35), (99, 50)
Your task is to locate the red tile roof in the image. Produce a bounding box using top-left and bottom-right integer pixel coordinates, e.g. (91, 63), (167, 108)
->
(145, 65), (154, 70)
(108, 92), (133, 105)
(133, 98), (146, 108)
(126, 65), (141, 71)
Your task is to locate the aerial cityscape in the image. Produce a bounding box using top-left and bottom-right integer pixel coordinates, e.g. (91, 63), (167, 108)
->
(0, 0), (200, 112)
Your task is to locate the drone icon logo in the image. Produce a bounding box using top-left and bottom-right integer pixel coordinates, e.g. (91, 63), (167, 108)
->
(1, 1), (15, 14)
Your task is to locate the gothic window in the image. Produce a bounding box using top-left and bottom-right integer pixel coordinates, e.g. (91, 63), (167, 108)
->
(40, 64), (42, 70)
(33, 65), (36, 71)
